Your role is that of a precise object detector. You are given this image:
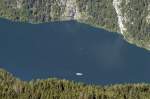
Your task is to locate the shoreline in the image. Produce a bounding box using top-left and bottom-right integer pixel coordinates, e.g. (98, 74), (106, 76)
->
(1, 16), (150, 52)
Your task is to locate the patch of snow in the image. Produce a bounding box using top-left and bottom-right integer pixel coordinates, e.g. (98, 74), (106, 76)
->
(62, 0), (81, 20)
(113, 0), (127, 34)
(125, 0), (130, 5)
(146, 4), (150, 24)
(146, 15), (150, 24)
(16, 0), (22, 9)
(59, 0), (67, 6)
(148, 4), (150, 11)
(131, 22), (134, 25)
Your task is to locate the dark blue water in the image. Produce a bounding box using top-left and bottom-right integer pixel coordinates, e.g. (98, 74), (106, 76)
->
(0, 18), (150, 84)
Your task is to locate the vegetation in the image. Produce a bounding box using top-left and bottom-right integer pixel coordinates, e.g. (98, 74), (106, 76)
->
(0, 0), (118, 30)
(76, 0), (118, 32)
(0, 68), (150, 99)
(120, 0), (150, 50)
(0, 0), (149, 50)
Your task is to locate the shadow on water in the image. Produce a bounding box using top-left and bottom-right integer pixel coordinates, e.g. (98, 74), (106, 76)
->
(0, 18), (150, 85)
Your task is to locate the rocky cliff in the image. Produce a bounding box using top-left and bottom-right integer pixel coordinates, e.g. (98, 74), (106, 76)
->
(0, 0), (149, 50)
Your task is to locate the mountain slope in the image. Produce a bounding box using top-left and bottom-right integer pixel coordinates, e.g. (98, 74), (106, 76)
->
(0, 0), (149, 50)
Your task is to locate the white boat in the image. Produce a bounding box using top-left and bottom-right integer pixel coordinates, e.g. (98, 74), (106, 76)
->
(75, 73), (83, 76)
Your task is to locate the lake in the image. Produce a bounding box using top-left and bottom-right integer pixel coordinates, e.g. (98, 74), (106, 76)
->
(0, 18), (150, 85)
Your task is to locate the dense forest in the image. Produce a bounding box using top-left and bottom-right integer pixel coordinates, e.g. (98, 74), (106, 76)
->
(0, 0), (118, 31)
(0, 0), (149, 50)
(120, 0), (150, 50)
(0, 68), (150, 99)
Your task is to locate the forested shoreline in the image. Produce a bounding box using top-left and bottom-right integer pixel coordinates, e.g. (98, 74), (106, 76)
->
(0, 0), (149, 50)
(0, 68), (150, 99)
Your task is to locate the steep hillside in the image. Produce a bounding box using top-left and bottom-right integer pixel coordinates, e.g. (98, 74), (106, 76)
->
(0, 0), (149, 50)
